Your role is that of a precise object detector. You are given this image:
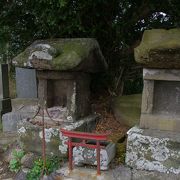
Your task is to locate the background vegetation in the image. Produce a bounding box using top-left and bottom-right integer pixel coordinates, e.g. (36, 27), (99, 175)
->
(0, 0), (179, 95)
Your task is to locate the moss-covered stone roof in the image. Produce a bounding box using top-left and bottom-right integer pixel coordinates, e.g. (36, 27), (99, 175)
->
(134, 29), (180, 69)
(13, 38), (107, 73)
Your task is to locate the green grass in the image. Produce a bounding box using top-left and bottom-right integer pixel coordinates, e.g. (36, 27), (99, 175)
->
(114, 94), (142, 127)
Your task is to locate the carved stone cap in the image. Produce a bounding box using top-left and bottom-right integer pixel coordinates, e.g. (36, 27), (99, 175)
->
(135, 28), (180, 69)
(13, 38), (108, 73)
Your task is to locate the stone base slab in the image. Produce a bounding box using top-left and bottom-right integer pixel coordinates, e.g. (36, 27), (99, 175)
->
(2, 98), (38, 132)
(17, 115), (99, 157)
(125, 126), (180, 174)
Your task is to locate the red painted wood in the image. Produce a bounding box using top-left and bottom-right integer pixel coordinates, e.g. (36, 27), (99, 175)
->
(60, 128), (110, 175)
(96, 141), (101, 175)
(60, 128), (109, 141)
(65, 142), (105, 149)
(68, 137), (73, 171)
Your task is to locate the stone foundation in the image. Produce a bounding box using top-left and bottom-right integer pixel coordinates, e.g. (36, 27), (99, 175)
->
(17, 115), (98, 157)
(126, 126), (180, 174)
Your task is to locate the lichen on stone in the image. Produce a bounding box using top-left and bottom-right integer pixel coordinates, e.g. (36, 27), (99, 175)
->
(18, 126), (26, 134)
(126, 127), (180, 174)
(39, 128), (58, 143)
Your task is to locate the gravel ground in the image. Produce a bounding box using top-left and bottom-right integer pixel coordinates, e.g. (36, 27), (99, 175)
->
(43, 164), (180, 180)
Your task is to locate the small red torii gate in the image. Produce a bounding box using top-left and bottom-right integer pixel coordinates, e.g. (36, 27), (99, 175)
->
(60, 128), (110, 175)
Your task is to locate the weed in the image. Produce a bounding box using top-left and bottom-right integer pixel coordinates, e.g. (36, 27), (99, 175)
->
(9, 150), (25, 172)
(27, 156), (60, 180)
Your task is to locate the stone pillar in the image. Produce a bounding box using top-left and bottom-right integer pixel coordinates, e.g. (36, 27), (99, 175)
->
(38, 78), (47, 106)
(0, 64), (11, 119)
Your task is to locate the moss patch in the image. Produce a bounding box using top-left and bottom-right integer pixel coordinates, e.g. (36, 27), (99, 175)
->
(144, 150), (153, 161)
(52, 42), (88, 70)
(113, 94), (141, 127)
(164, 159), (180, 169)
(13, 38), (105, 72)
(167, 141), (180, 150)
(115, 141), (126, 164)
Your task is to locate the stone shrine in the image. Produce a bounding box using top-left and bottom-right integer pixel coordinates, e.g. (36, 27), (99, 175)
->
(126, 29), (180, 174)
(2, 38), (107, 156)
(13, 38), (107, 122)
(135, 29), (180, 132)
